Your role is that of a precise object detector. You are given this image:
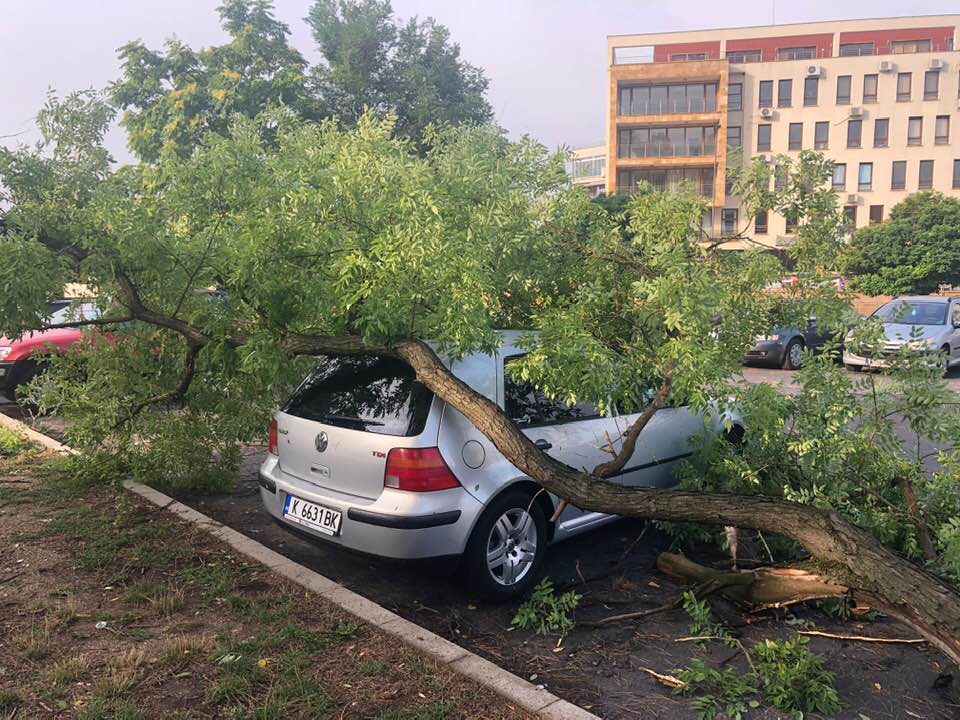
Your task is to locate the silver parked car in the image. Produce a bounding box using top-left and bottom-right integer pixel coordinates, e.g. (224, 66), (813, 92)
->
(259, 332), (741, 597)
(843, 296), (960, 373)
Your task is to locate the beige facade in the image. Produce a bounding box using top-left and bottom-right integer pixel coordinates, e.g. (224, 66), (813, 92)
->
(606, 15), (960, 246)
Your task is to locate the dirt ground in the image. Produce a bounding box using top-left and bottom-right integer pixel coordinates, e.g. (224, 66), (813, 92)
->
(170, 446), (960, 720)
(0, 447), (533, 720)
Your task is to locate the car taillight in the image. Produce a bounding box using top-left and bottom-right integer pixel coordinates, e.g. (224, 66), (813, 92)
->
(268, 419), (279, 456)
(384, 447), (460, 492)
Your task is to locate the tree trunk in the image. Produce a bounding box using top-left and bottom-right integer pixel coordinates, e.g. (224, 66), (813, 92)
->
(390, 339), (960, 666)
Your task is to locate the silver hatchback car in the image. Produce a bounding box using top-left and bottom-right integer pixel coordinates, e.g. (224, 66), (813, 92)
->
(259, 332), (740, 597)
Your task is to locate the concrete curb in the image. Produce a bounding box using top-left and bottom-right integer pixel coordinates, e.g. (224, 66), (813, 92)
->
(0, 412), (600, 720)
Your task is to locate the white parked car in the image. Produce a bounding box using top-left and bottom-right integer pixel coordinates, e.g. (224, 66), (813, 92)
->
(843, 296), (960, 374)
(258, 332), (742, 597)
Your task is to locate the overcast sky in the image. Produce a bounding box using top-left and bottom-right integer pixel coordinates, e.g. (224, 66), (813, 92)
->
(1, 0), (957, 161)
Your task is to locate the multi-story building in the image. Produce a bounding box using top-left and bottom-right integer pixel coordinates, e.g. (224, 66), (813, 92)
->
(606, 15), (960, 247)
(568, 145), (607, 197)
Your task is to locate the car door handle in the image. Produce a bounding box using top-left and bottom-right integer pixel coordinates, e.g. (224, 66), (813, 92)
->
(534, 439), (553, 450)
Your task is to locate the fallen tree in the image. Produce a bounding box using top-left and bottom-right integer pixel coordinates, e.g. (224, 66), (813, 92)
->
(2, 95), (960, 668)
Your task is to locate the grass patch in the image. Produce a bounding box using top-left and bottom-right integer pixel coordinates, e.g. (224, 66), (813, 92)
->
(0, 690), (21, 713)
(0, 425), (30, 458)
(155, 635), (214, 669)
(178, 561), (242, 602)
(359, 659), (386, 676)
(76, 697), (142, 720)
(124, 581), (185, 616)
(46, 654), (89, 687)
(16, 620), (53, 660)
(379, 702), (448, 720)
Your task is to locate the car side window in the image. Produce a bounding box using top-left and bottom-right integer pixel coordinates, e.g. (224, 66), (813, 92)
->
(952, 303), (960, 327)
(503, 359), (599, 427)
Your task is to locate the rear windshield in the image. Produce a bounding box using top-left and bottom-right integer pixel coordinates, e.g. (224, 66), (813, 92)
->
(873, 300), (947, 326)
(283, 355), (433, 437)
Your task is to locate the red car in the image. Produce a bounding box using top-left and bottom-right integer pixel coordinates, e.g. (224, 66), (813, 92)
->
(0, 300), (99, 400)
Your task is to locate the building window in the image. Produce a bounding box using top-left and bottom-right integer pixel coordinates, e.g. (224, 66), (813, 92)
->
(785, 213), (798, 234)
(919, 160), (934, 189)
(774, 165), (787, 191)
(814, 121), (829, 149)
(891, 160), (907, 190)
(869, 205), (884, 224)
(778, 79), (792, 107)
(924, 70), (940, 100)
(728, 83), (742, 111)
(840, 42), (875, 56)
(936, 115), (950, 144)
(670, 52), (707, 61)
(832, 163), (846, 190)
(891, 39), (932, 54)
(721, 208), (738, 235)
(754, 210), (768, 234)
(759, 80), (773, 108)
(873, 118), (889, 148)
(843, 205), (857, 228)
(954, 160), (960, 189)
(727, 49), (761, 63)
(757, 124), (771, 151)
(800, 78), (819, 108)
(907, 117), (923, 146)
(896, 73), (912, 101)
(863, 74), (878, 103)
(788, 122), (803, 150)
(836, 75), (851, 104)
(617, 126), (717, 158)
(618, 82), (719, 115)
(617, 167), (715, 196)
(727, 126), (742, 147)
(858, 162), (873, 191)
(777, 46), (816, 60)
(847, 119), (862, 148)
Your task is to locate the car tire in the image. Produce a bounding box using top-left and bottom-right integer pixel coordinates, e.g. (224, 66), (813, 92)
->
(463, 488), (548, 600)
(7, 359), (44, 403)
(782, 338), (804, 371)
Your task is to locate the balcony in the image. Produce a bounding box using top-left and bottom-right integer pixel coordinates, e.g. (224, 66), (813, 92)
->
(619, 96), (718, 116)
(618, 140), (717, 159)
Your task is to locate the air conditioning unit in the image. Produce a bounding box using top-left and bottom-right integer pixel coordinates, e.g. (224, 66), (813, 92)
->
(878, 60), (895, 73)
(759, 107), (774, 119)
(805, 65), (823, 77)
(849, 106), (864, 117)
(846, 194), (859, 204)
(929, 58), (946, 71)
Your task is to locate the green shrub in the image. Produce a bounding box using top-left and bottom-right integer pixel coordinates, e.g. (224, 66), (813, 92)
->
(0, 425), (29, 457)
(511, 578), (581, 637)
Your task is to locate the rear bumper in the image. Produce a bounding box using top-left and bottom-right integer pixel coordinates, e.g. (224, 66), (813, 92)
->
(258, 455), (484, 560)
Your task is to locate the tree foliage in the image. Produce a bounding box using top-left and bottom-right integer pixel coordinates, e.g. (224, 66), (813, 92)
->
(3, 94), (960, 665)
(110, 0), (492, 162)
(840, 191), (960, 295)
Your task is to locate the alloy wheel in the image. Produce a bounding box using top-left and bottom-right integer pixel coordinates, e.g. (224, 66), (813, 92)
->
(486, 508), (538, 586)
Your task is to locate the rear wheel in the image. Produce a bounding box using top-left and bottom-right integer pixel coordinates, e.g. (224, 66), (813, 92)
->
(7, 359), (45, 403)
(464, 489), (547, 600)
(782, 338), (805, 371)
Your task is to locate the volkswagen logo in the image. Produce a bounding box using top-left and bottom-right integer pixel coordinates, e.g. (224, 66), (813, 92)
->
(315, 431), (329, 453)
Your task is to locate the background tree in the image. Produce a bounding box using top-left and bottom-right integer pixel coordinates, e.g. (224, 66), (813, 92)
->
(2, 95), (960, 664)
(840, 191), (960, 295)
(111, 0), (315, 162)
(111, 0), (492, 162)
(307, 0), (492, 146)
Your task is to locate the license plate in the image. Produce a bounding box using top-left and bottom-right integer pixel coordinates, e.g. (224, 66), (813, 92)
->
(283, 495), (342, 536)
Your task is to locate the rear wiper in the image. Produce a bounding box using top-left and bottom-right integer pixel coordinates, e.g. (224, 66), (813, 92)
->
(321, 414), (385, 427)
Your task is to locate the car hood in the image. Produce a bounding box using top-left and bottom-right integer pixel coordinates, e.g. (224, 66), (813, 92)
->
(0, 327), (81, 347)
(880, 323), (947, 345)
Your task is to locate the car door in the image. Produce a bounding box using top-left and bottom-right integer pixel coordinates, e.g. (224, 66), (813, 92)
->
(950, 301), (960, 361)
(610, 395), (705, 489)
(803, 317), (831, 353)
(502, 354), (621, 528)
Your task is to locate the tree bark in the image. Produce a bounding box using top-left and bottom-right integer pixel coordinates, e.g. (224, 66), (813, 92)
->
(390, 338), (960, 666)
